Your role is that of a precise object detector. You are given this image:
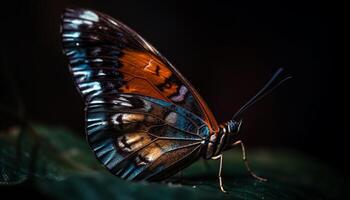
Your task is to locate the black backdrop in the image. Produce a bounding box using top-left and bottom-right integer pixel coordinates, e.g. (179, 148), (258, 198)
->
(1, 1), (343, 174)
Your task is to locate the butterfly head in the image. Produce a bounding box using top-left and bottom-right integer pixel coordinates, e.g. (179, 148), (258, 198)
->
(223, 120), (242, 145)
(226, 120), (242, 134)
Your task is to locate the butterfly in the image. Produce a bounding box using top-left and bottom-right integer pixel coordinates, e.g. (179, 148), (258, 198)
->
(61, 8), (290, 192)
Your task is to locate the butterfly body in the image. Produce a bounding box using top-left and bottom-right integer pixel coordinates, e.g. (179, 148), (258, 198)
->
(61, 8), (253, 183)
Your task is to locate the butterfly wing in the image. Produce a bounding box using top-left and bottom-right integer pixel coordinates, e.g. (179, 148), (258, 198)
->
(61, 8), (218, 131)
(61, 8), (214, 180)
(86, 93), (209, 180)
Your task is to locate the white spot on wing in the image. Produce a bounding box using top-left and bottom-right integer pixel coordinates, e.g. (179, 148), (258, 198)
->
(90, 99), (105, 104)
(64, 32), (80, 38)
(112, 100), (132, 107)
(71, 19), (93, 26)
(80, 10), (99, 22)
(171, 86), (188, 102)
(120, 102), (132, 107)
(118, 97), (129, 102)
(111, 113), (123, 125)
(97, 69), (106, 76)
(80, 82), (101, 94)
(94, 58), (103, 62)
(165, 112), (177, 124)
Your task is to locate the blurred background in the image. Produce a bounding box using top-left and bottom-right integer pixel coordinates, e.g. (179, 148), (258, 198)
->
(0, 0), (342, 175)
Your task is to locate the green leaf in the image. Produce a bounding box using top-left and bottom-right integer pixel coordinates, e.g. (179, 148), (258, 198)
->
(0, 124), (347, 199)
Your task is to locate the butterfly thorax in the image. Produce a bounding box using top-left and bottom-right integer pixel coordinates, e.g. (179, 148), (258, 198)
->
(204, 120), (242, 159)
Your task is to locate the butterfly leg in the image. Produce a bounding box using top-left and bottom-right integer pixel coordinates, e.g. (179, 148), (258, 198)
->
(211, 154), (227, 193)
(232, 140), (267, 182)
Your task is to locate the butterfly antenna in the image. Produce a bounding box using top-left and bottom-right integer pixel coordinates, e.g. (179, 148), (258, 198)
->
(232, 68), (292, 120)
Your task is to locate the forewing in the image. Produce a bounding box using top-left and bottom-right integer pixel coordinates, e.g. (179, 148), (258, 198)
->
(87, 93), (210, 180)
(61, 8), (219, 131)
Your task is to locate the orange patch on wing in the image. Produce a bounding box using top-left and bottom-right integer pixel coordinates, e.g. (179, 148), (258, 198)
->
(119, 49), (179, 99)
(162, 83), (178, 97)
(120, 49), (172, 84)
(119, 74), (165, 99)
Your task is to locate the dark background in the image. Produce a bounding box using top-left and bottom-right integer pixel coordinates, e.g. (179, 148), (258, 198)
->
(0, 1), (343, 174)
